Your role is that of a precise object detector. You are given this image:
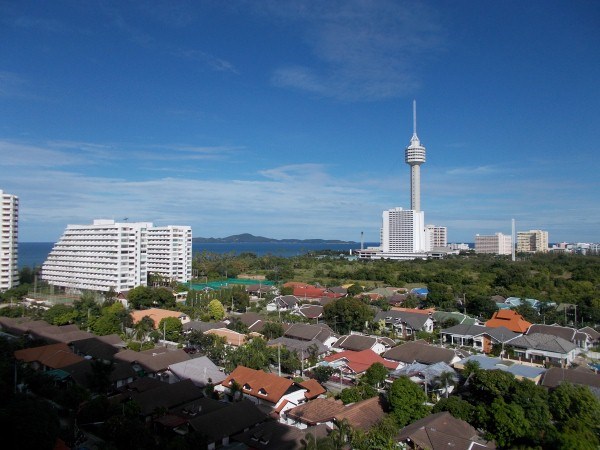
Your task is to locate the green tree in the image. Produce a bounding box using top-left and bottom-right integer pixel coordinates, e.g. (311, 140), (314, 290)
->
(126, 286), (155, 309)
(346, 283), (364, 296)
(157, 317), (183, 342)
(323, 297), (374, 334)
(363, 362), (388, 388)
(312, 365), (334, 384)
(208, 299), (226, 320)
(549, 382), (600, 443)
(480, 397), (529, 448)
(44, 304), (77, 325)
(387, 376), (429, 426)
(261, 321), (284, 339)
(434, 370), (457, 398)
(432, 396), (475, 422)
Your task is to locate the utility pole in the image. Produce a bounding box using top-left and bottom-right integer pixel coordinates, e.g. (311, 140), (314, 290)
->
(278, 344), (281, 377)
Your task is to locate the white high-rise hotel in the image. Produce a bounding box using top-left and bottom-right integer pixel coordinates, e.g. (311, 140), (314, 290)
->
(0, 190), (19, 292)
(359, 102), (447, 260)
(42, 219), (192, 293)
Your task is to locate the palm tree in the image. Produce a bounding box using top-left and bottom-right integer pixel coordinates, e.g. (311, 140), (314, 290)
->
(435, 371), (457, 398)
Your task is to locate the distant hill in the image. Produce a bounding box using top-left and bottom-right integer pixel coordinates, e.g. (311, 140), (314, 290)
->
(192, 233), (356, 244)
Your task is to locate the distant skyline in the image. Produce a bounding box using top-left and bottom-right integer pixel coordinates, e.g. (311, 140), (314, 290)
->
(1, 1), (599, 243)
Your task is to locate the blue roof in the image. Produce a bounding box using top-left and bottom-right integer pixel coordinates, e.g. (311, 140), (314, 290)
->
(411, 288), (429, 296)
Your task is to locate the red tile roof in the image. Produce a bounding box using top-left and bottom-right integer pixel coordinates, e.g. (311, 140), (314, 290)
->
(299, 379), (326, 399)
(334, 395), (387, 431)
(485, 310), (532, 334)
(324, 349), (397, 374)
(221, 366), (298, 405)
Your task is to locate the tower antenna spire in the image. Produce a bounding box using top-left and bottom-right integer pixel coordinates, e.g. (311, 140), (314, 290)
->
(413, 100), (417, 136)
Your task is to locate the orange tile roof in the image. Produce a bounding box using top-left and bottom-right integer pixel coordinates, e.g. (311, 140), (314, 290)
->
(130, 308), (186, 328)
(14, 343), (85, 369)
(324, 349), (397, 374)
(205, 328), (247, 346)
(485, 309), (532, 333)
(221, 366), (297, 404)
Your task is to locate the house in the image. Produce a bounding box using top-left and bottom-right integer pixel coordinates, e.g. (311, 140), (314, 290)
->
(333, 334), (395, 354)
(485, 309), (532, 334)
(126, 379), (204, 419)
(130, 308), (190, 328)
(299, 379), (326, 400)
(14, 342), (85, 371)
(374, 310), (434, 336)
(527, 324), (595, 350)
(237, 312), (266, 333)
(440, 324), (518, 353)
(205, 328), (247, 347)
(267, 337), (329, 360)
(28, 323), (95, 344)
(62, 359), (137, 391)
(283, 323), (338, 348)
(541, 367), (600, 397)
(293, 304), (324, 320)
(396, 411), (496, 449)
(282, 397), (345, 429)
(334, 395), (388, 431)
(433, 311), (479, 326)
(188, 399), (268, 450)
(454, 355), (546, 383)
(183, 320), (227, 333)
(233, 421), (329, 450)
(246, 283), (276, 297)
(266, 295), (299, 312)
(383, 341), (463, 367)
(114, 347), (190, 379)
(0, 317), (54, 337)
(390, 362), (458, 397)
(216, 366), (308, 415)
(70, 335), (125, 362)
(505, 333), (579, 366)
(322, 349), (398, 381)
(168, 356), (227, 387)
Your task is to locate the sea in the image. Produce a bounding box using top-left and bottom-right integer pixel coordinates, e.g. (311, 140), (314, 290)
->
(18, 241), (377, 269)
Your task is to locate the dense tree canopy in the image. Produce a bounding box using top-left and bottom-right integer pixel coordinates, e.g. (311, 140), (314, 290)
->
(323, 297), (374, 334)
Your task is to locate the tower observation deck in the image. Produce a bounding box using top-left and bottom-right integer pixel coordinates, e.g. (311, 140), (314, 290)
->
(405, 100), (426, 211)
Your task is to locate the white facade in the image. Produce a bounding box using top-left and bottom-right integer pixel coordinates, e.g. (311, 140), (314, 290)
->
(0, 190), (19, 291)
(381, 208), (429, 253)
(405, 101), (426, 212)
(426, 225), (447, 248)
(147, 226), (192, 283)
(41, 219), (192, 293)
(475, 233), (512, 255)
(517, 230), (549, 253)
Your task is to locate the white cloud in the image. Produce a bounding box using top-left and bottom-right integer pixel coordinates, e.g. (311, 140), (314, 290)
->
(264, 0), (444, 101)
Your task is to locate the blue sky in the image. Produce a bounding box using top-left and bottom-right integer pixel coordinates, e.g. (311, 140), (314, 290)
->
(1, 0), (599, 243)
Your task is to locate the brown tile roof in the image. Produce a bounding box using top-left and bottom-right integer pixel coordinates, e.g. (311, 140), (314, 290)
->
(485, 310), (531, 333)
(334, 334), (378, 352)
(130, 308), (187, 328)
(0, 318), (53, 335)
(397, 411), (496, 450)
(285, 397), (345, 425)
(233, 421), (329, 450)
(14, 343), (85, 369)
(334, 395), (387, 431)
(299, 379), (326, 399)
(541, 367), (600, 391)
(221, 366), (298, 405)
(383, 341), (457, 365)
(114, 348), (190, 373)
(71, 337), (120, 360)
(29, 324), (94, 344)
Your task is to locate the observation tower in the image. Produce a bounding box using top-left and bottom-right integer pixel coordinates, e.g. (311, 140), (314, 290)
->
(405, 100), (426, 211)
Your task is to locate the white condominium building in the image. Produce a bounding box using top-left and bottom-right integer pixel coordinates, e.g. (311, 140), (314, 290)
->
(517, 230), (549, 253)
(41, 219), (192, 293)
(475, 233), (512, 255)
(427, 225), (447, 248)
(381, 208), (429, 254)
(0, 190), (19, 292)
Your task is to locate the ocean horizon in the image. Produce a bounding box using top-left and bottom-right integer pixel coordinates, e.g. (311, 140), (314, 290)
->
(17, 241), (380, 269)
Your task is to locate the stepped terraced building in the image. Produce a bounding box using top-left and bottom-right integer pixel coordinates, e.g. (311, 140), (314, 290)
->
(41, 219), (191, 293)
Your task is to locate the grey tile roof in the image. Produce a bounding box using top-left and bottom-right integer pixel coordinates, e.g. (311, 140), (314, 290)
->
(507, 333), (577, 354)
(183, 321), (227, 332)
(374, 310), (430, 330)
(456, 355), (546, 380)
(284, 323), (333, 342)
(541, 367), (600, 392)
(383, 341), (457, 365)
(391, 362), (457, 382)
(527, 324), (577, 342)
(189, 399), (267, 440)
(168, 356), (227, 387)
(334, 334), (377, 351)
